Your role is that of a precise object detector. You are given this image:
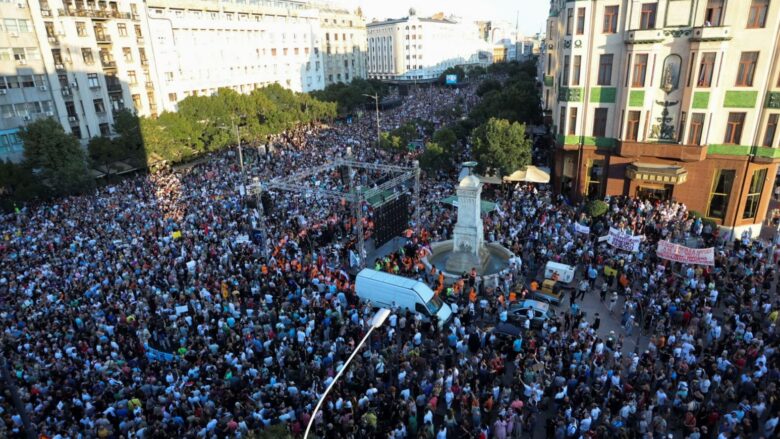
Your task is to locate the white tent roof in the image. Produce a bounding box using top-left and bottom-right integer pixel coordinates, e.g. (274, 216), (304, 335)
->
(503, 166), (551, 183)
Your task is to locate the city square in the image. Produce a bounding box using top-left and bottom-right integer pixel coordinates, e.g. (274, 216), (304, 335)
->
(1, 1), (780, 439)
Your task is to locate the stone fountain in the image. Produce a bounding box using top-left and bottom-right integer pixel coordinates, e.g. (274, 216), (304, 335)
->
(423, 170), (513, 286)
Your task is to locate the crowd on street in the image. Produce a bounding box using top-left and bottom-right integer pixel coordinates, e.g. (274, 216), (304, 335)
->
(1, 80), (779, 439)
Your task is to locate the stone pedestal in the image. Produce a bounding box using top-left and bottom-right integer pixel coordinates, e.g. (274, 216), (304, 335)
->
(445, 175), (490, 274)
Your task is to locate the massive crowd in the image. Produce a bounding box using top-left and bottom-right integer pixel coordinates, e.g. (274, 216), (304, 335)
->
(1, 81), (779, 439)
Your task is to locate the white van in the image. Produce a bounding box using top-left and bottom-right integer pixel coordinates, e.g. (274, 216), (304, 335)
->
(544, 261), (575, 284)
(355, 269), (452, 327)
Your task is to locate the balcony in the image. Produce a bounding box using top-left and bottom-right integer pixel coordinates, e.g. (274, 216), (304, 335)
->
(617, 141), (707, 162)
(140, 58), (149, 66)
(145, 81), (154, 90)
(624, 28), (665, 44)
(57, 8), (132, 20)
(136, 37), (144, 45)
(95, 34), (112, 44)
(690, 26), (732, 42)
(107, 83), (123, 93)
(47, 36), (59, 46)
(101, 59), (117, 69)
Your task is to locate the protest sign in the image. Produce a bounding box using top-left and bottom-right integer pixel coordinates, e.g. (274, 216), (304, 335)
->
(171, 231), (182, 239)
(656, 240), (715, 266)
(607, 227), (641, 252)
(574, 223), (590, 235)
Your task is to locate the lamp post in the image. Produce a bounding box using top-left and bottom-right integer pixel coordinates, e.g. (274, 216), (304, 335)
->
(218, 119), (245, 191)
(363, 93), (380, 148)
(303, 308), (391, 439)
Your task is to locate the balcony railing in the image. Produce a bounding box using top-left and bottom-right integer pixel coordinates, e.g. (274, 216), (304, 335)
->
(690, 26), (732, 42)
(624, 28), (665, 44)
(107, 83), (123, 92)
(101, 60), (117, 69)
(617, 141), (707, 162)
(145, 81), (154, 89)
(95, 34), (112, 44)
(57, 8), (132, 20)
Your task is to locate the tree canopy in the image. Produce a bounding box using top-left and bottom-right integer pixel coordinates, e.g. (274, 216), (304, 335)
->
(472, 117), (532, 177)
(310, 78), (387, 116)
(19, 118), (93, 195)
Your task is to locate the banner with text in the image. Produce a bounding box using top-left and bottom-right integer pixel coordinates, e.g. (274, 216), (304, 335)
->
(607, 227), (642, 253)
(656, 240), (715, 266)
(574, 223), (590, 235)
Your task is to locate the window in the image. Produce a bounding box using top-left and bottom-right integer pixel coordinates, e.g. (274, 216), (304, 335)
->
(65, 101), (77, 118)
(707, 170), (735, 219)
(697, 53), (716, 87)
(566, 8), (573, 35)
(736, 52), (758, 86)
(20, 75), (34, 88)
(13, 48), (26, 63)
(87, 73), (99, 88)
(632, 54), (648, 87)
(93, 99), (105, 113)
(3, 19), (19, 34)
(678, 111), (687, 143)
(132, 94), (142, 110)
(76, 22), (86, 37)
(747, 0), (769, 28)
(118, 23), (128, 36)
(593, 108), (608, 137)
(763, 114), (778, 147)
(123, 47), (133, 62)
(597, 54), (613, 85)
(99, 123), (111, 136)
(585, 160), (605, 198)
(563, 55), (570, 85)
(559, 107), (566, 135)
(626, 111), (641, 141)
(168, 93), (177, 102)
(603, 6), (619, 33)
(688, 113), (705, 145)
(743, 168), (768, 219)
(724, 112), (746, 144)
(705, 0), (724, 26)
(82, 48), (94, 65)
(572, 55), (582, 86)
(576, 8), (585, 34)
(640, 3), (657, 29)
(568, 107), (578, 135)
(127, 70), (137, 85)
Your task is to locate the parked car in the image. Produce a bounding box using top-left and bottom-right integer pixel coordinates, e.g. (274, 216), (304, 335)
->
(506, 299), (555, 329)
(530, 279), (573, 305)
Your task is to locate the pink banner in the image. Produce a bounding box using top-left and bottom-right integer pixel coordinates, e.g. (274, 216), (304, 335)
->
(656, 240), (715, 266)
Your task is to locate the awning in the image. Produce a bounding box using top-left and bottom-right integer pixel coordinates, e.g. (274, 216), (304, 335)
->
(440, 196), (496, 213)
(503, 166), (551, 183)
(626, 162), (688, 185)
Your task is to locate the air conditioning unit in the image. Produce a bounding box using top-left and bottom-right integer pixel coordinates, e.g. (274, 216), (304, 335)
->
(22, 115), (32, 121)
(68, 116), (78, 123)
(17, 3), (25, 9)
(55, 64), (64, 70)
(39, 85), (47, 91)
(71, 81), (78, 88)
(45, 111), (54, 116)
(61, 88), (71, 96)
(17, 60), (27, 65)
(0, 89), (6, 95)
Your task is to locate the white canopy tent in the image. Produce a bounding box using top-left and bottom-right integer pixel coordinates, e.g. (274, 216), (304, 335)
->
(503, 166), (551, 184)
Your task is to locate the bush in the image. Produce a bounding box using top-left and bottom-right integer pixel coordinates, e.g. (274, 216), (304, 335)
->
(586, 200), (609, 218)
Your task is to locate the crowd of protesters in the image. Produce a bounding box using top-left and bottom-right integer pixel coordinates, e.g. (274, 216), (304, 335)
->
(1, 80), (779, 439)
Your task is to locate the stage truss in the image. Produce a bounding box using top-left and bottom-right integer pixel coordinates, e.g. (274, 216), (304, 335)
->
(264, 158), (421, 268)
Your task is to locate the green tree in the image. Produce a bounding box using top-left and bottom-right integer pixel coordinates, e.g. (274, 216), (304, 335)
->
(476, 78), (502, 97)
(87, 136), (119, 173)
(20, 118), (93, 195)
(112, 109), (143, 160)
(419, 141), (450, 172)
(472, 118), (532, 177)
(0, 160), (45, 211)
(585, 200), (609, 218)
(432, 127), (457, 150)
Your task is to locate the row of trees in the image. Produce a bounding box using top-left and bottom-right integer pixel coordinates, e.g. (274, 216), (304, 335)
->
(310, 78), (388, 116)
(419, 60), (542, 176)
(1, 85), (337, 211)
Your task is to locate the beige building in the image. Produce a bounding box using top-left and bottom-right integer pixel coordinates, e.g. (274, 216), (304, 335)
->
(367, 9), (492, 81)
(317, 5), (367, 86)
(543, 0), (780, 236)
(1, 0), (157, 160)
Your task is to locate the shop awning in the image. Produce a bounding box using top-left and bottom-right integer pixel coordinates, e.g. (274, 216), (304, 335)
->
(626, 163), (688, 185)
(503, 166), (551, 183)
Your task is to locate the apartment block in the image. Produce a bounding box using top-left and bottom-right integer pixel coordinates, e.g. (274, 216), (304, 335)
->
(367, 9), (492, 81)
(543, 0), (780, 236)
(318, 5), (367, 86)
(146, 0), (325, 113)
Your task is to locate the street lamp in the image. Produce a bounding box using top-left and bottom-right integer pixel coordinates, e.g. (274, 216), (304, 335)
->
(363, 93), (380, 148)
(303, 308), (391, 439)
(218, 119), (245, 188)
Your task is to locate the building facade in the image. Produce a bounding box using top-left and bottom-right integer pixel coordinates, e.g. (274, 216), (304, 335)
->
(367, 9), (492, 81)
(543, 0), (780, 236)
(146, 0), (324, 114)
(317, 5), (367, 86)
(1, 0), (158, 160)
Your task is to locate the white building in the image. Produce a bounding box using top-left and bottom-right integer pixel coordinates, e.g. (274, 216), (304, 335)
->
(1, 0), (158, 160)
(367, 9), (491, 81)
(146, 0), (325, 113)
